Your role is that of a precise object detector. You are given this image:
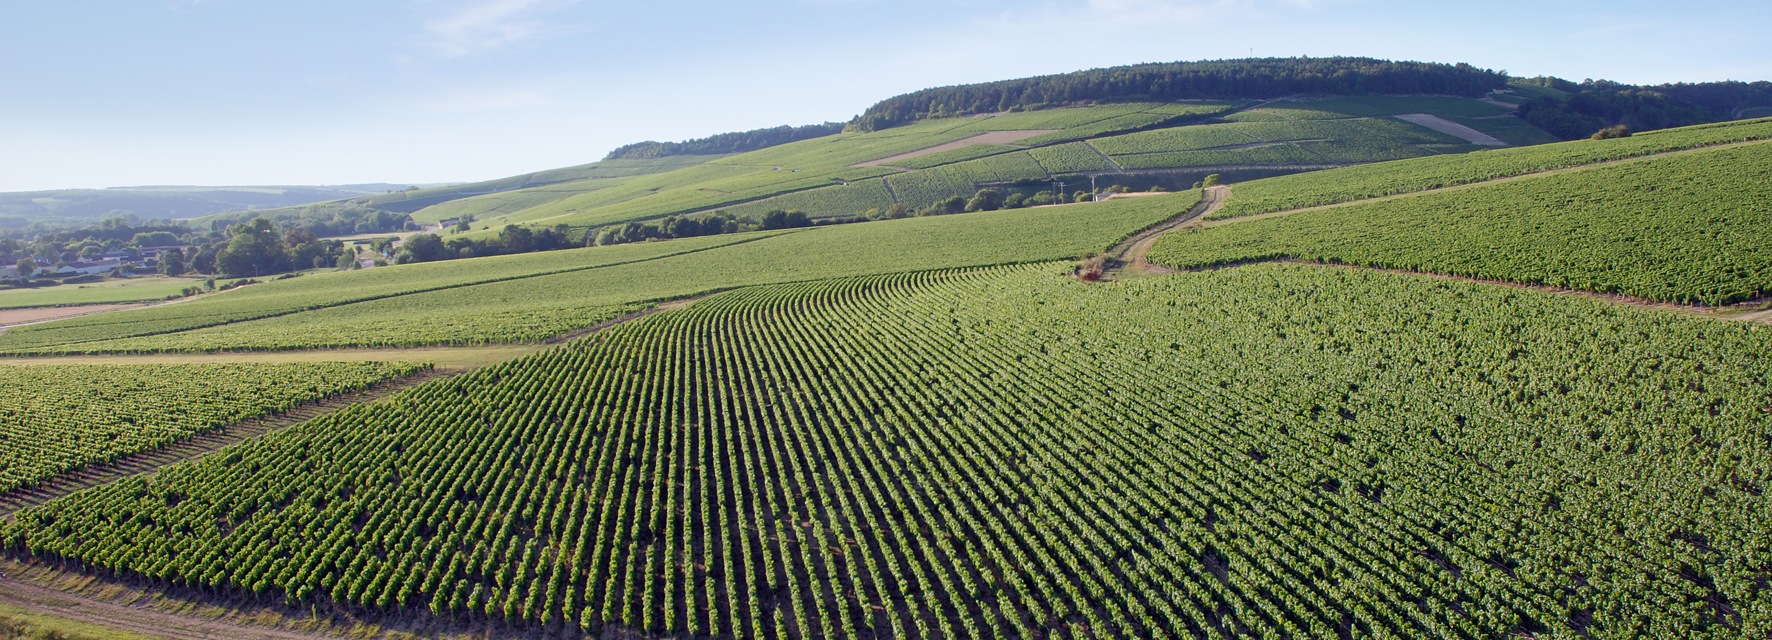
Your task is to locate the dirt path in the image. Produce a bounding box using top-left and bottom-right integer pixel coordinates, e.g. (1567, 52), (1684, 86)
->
(1083, 140), (1126, 173)
(1392, 113), (1508, 146)
(0, 303), (151, 327)
(0, 368), (450, 519)
(0, 297), (709, 520)
(852, 130), (1057, 168)
(0, 573), (341, 640)
(1096, 185), (1229, 277)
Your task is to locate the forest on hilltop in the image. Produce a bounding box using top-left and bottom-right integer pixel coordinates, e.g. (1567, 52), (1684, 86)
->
(849, 57), (1509, 130)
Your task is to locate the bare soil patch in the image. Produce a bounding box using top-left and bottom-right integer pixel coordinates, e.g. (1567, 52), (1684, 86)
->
(852, 130), (1058, 168)
(0, 303), (149, 327)
(1392, 113), (1508, 146)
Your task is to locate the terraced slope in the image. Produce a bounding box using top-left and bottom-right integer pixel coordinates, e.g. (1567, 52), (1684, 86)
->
(1148, 137), (1772, 305)
(1208, 117), (1772, 220)
(11, 264), (1768, 639)
(404, 97), (1538, 235)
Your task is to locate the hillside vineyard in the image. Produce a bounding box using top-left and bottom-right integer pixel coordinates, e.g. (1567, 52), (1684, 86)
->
(11, 265), (1768, 639)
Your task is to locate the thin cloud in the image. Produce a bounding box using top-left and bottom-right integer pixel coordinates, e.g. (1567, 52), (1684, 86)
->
(422, 0), (579, 58)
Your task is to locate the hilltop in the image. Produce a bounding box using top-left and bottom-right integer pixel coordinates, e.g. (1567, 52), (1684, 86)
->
(189, 58), (1766, 266)
(2, 56), (1771, 640)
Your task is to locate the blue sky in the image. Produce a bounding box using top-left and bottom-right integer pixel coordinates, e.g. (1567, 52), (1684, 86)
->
(2, 0), (1768, 191)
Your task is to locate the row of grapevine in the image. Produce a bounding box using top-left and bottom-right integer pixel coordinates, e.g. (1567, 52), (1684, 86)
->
(1210, 116), (1772, 219)
(25, 195), (1192, 355)
(0, 233), (763, 353)
(0, 361), (426, 493)
(10, 261), (1770, 638)
(1149, 140), (1772, 305)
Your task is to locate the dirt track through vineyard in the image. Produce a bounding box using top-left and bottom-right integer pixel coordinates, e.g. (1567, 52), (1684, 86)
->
(1102, 185), (1230, 275)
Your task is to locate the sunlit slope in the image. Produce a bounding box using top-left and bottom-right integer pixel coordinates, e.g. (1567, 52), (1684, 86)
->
(7, 192), (1199, 353)
(415, 97), (1541, 234)
(15, 263), (1770, 638)
(1150, 132), (1772, 305)
(1210, 117), (1772, 219)
(0, 233), (777, 352)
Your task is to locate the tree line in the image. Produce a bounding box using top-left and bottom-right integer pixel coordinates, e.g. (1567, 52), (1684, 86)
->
(604, 123), (847, 160)
(1517, 77), (1772, 140)
(850, 57), (1510, 131)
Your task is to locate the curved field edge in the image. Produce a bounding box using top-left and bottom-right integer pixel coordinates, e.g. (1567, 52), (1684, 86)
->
(7, 196), (1200, 355)
(1147, 139), (1772, 306)
(7, 263), (1771, 638)
(0, 231), (789, 355)
(1208, 117), (1772, 220)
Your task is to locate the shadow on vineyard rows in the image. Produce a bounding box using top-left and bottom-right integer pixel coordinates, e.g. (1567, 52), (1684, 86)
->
(0, 367), (448, 519)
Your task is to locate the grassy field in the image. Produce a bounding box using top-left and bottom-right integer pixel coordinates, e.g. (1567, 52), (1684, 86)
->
(16, 193), (1198, 354)
(1149, 139), (1772, 305)
(0, 276), (204, 309)
(13, 262), (1769, 638)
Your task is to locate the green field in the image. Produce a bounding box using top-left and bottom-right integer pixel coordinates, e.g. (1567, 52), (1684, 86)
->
(0, 361), (425, 493)
(0, 276), (203, 309)
(348, 97), (1543, 235)
(8, 193), (1197, 354)
(1209, 117), (1772, 220)
(0, 233), (777, 353)
(13, 262), (1768, 638)
(1149, 140), (1772, 305)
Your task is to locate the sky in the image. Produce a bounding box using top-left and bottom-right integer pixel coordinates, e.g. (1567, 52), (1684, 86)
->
(2, 0), (1768, 192)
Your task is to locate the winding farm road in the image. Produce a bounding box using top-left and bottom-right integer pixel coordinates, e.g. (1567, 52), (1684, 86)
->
(1104, 185), (1230, 275)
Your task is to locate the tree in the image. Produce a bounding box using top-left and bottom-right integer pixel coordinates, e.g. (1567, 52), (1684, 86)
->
(759, 210), (811, 230)
(215, 218), (290, 277)
(1202, 174), (1223, 187)
(130, 231), (181, 247)
(394, 234), (449, 264)
(158, 251), (186, 276)
(15, 257), (35, 277)
(965, 189), (1006, 212)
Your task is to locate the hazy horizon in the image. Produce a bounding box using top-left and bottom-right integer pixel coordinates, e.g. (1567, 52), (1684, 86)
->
(4, 0), (1768, 192)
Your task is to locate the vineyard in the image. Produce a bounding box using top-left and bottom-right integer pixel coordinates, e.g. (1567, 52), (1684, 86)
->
(1209, 117), (1772, 219)
(0, 233), (772, 353)
(1147, 140), (1772, 305)
(9, 194), (1194, 354)
(10, 263), (1769, 639)
(0, 361), (425, 493)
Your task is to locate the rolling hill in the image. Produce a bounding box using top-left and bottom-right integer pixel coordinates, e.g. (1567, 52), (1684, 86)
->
(3, 58), (1771, 640)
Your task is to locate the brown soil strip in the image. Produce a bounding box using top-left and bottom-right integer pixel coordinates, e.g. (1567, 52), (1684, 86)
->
(0, 568), (343, 640)
(1392, 113), (1508, 146)
(852, 130), (1057, 168)
(0, 368), (448, 519)
(0, 303), (151, 327)
(0, 297), (709, 520)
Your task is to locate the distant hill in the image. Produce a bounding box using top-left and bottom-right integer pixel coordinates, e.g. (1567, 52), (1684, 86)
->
(189, 57), (1769, 243)
(0, 183), (452, 228)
